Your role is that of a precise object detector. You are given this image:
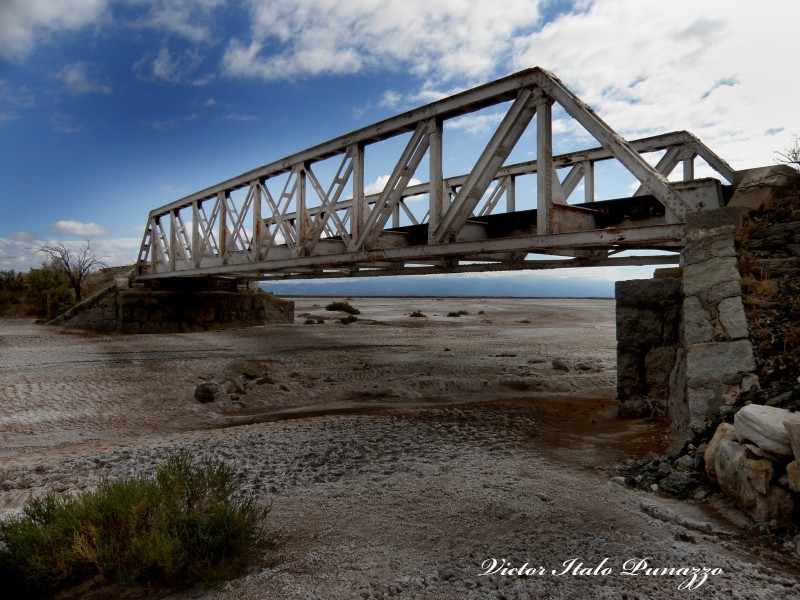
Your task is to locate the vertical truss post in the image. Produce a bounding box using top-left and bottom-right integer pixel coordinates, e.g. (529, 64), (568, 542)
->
(252, 181), (262, 259)
(583, 160), (595, 203)
(295, 165), (307, 257)
(536, 91), (555, 236)
(169, 210), (178, 271)
(218, 191), (227, 263)
(428, 118), (444, 244)
(349, 144), (365, 246)
(507, 176), (516, 212)
(191, 202), (200, 265)
(683, 158), (694, 181)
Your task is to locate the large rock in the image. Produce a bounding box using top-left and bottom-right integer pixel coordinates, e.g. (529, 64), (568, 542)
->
(787, 460), (800, 493)
(785, 421), (800, 461)
(705, 422), (736, 483)
(734, 404), (800, 457)
(194, 381), (221, 403)
(715, 439), (793, 523)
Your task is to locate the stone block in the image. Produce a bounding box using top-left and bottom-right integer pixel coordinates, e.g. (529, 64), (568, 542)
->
(644, 346), (677, 399)
(687, 386), (720, 431)
(686, 340), (756, 388)
(735, 404), (800, 457)
(728, 165), (797, 210)
(717, 296), (750, 340)
(705, 422), (736, 483)
(683, 256), (741, 298)
(683, 296), (713, 345)
(616, 306), (663, 350)
(715, 439), (793, 523)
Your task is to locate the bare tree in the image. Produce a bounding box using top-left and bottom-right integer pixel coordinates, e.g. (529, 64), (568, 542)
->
(37, 239), (107, 302)
(775, 134), (800, 172)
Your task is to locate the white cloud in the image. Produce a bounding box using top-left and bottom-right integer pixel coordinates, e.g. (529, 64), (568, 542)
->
(57, 62), (111, 94)
(511, 0), (800, 170)
(0, 0), (108, 60)
(49, 220), (109, 237)
(447, 112), (505, 136)
(134, 46), (212, 85)
(222, 0), (543, 82)
(365, 174), (423, 195)
(128, 0), (226, 43)
(221, 112), (258, 122)
(10, 231), (37, 242)
(0, 235), (141, 271)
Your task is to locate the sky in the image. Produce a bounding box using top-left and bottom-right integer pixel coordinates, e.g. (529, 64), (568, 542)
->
(0, 0), (797, 296)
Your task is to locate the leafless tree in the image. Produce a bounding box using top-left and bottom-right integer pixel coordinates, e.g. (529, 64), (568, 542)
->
(37, 239), (107, 302)
(775, 135), (800, 172)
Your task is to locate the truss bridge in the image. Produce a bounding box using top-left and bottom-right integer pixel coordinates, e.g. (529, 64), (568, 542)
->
(135, 67), (741, 282)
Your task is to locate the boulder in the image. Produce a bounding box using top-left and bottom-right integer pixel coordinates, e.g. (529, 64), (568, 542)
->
(705, 422), (736, 483)
(715, 439), (793, 523)
(785, 421), (800, 461)
(734, 404), (799, 457)
(194, 381), (220, 404)
(552, 358), (570, 372)
(787, 460), (800, 493)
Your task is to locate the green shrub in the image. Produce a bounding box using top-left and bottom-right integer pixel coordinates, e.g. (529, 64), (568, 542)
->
(409, 310), (426, 318)
(339, 315), (358, 324)
(46, 287), (75, 320)
(446, 310), (469, 318)
(0, 452), (269, 596)
(325, 301), (360, 315)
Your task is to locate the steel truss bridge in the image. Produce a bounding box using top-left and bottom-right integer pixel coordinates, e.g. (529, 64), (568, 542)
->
(135, 67), (739, 282)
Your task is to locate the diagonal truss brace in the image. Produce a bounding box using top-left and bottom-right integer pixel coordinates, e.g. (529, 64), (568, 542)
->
(431, 89), (538, 243)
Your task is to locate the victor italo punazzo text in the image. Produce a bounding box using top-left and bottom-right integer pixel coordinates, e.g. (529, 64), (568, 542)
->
(479, 557), (723, 590)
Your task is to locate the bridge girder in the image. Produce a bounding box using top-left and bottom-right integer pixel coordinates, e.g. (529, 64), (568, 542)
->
(135, 67), (735, 281)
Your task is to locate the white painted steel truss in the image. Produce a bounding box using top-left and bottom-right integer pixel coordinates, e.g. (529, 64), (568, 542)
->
(135, 67), (736, 281)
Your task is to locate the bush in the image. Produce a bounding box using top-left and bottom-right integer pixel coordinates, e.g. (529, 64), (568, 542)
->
(46, 287), (75, 320)
(446, 310), (469, 318)
(325, 301), (360, 315)
(409, 311), (426, 318)
(339, 315), (358, 325)
(0, 452), (269, 596)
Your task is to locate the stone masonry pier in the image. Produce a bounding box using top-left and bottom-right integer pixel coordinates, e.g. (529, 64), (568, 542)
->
(49, 277), (294, 333)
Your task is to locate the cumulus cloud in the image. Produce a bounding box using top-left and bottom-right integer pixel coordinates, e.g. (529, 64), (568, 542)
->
(222, 0), (543, 82)
(0, 0), (108, 60)
(49, 220), (109, 237)
(511, 0), (800, 169)
(57, 62), (111, 94)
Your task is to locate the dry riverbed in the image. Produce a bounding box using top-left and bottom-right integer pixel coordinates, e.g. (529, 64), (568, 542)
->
(0, 297), (798, 599)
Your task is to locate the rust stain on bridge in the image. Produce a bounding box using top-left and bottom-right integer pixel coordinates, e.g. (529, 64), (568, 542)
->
(135, 67), (739, 282)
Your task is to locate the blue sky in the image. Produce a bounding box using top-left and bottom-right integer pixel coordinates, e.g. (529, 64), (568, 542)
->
(0, 0), (797, 295)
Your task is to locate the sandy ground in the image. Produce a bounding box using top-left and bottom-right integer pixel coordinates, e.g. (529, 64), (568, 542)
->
(0, 297), (798, 599)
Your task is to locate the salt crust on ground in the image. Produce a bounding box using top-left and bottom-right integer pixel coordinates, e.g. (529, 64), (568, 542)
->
(0, 298), (798, 599)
